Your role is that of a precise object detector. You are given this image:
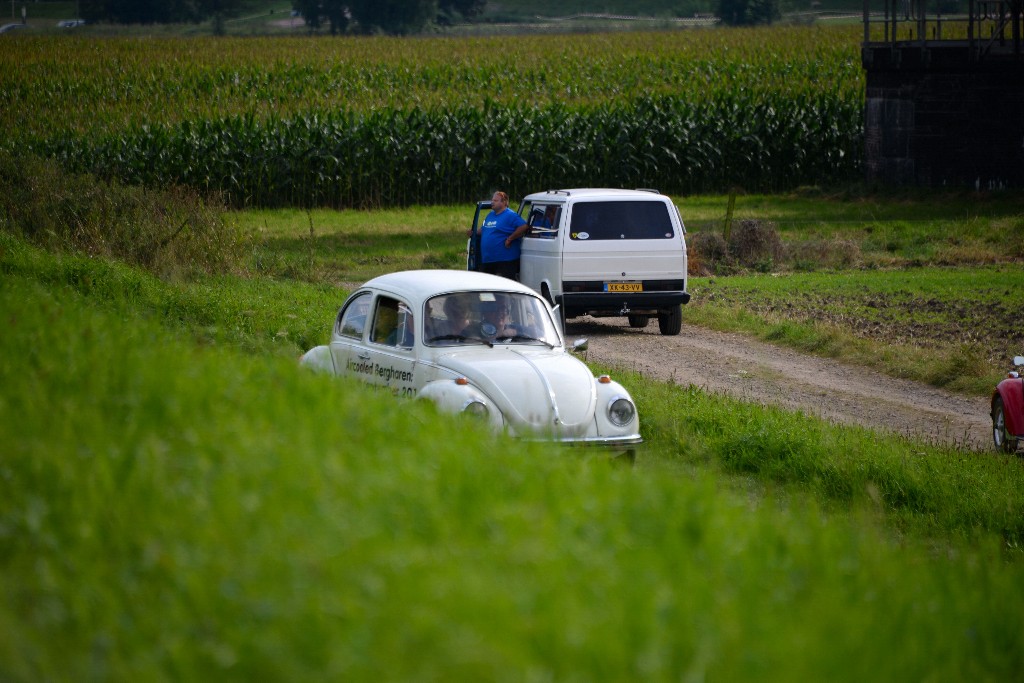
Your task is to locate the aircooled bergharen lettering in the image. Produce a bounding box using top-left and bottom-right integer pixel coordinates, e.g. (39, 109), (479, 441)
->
(346, 358), (415, 384)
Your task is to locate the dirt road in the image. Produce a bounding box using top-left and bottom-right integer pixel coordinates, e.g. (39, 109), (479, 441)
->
(570, 316), (994, 451)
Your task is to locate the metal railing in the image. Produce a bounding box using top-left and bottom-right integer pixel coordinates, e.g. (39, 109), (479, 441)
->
(863, 0), (1023, 59)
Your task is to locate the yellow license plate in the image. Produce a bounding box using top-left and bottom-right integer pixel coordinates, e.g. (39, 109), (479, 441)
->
(606, 282), (642, 292)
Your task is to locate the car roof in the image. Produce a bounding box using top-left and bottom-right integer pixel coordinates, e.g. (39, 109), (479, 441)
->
(359, 269), (540, 307)
(521, 188), (667, 203)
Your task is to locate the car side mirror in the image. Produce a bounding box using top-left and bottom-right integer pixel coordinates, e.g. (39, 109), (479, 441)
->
(572, 338), (588, 353)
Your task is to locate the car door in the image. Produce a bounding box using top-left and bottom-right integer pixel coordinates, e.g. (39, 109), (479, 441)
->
(330, 290), (373, 378)
(361, 294), (419, 398)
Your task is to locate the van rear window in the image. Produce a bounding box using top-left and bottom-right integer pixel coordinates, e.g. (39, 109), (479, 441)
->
(569, 201), (674, 240)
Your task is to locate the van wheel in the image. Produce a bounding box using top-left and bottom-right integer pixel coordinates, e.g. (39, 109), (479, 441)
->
(658, 305), (682, 335)
(627, 314), (649, 328)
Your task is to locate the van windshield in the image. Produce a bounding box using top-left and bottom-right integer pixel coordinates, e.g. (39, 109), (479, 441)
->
(569, 200), (675, 240)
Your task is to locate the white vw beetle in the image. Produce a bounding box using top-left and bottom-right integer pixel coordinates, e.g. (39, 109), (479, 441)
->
(300, 270), (642, 453)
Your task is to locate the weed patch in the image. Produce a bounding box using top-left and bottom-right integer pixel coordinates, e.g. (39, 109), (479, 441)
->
(0, 151), (250, 278)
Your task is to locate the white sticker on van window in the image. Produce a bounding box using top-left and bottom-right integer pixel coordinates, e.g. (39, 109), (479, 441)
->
(574, 232), (589, 240)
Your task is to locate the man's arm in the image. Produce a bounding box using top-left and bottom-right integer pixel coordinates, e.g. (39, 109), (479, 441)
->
(503, 222), (531, 248)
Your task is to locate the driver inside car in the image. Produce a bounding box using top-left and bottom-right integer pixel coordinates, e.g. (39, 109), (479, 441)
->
(465, 297), (517, 340)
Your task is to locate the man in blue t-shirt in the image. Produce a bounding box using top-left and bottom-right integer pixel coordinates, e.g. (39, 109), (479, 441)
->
(470, 191), (529, 280)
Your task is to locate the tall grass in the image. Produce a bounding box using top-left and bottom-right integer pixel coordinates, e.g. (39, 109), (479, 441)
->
(2, 27), (865, 206)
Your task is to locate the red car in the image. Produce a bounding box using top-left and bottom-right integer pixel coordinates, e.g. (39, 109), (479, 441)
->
(992, 356), (1024, 453)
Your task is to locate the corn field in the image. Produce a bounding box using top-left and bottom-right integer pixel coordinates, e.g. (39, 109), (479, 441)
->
(1, 27), (865, 207)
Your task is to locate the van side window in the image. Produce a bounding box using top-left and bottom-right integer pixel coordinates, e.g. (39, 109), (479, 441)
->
(525, 204), (560, 239)
(569, 201), (674, 240)
(336, 291), (372, 339)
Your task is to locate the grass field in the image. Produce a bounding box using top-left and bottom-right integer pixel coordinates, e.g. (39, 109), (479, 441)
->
(3, 223), (1024, 680)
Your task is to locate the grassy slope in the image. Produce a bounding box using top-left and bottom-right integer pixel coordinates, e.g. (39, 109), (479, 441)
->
(3, 232), (1024, 680)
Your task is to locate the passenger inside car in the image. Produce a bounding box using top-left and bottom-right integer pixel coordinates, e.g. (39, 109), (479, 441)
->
(443, 294), (472, 336)
(373, 297), (414, 348)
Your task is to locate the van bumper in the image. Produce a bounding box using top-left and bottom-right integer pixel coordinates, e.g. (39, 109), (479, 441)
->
(558, 290), (690, 314)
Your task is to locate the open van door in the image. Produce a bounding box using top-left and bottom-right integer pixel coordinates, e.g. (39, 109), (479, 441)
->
(466, 200), (493, 271)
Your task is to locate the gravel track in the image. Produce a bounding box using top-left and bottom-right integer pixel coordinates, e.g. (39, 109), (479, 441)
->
(569, 316), (994, 451)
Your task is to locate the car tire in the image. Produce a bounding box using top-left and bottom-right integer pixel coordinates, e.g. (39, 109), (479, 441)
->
(658, 305), (682, 336)
(627, 314), (649, 328)
(993, 396), (1019, 454)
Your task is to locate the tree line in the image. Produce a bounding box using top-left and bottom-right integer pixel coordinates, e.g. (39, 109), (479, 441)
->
(80, 0), (243, 24)
(79, 0), (775, 32)
(292, 0), (485, 34)
(79, 0), (486, 32)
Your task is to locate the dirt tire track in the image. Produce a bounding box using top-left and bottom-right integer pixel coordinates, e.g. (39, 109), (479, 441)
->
(568, 316), (994, 451)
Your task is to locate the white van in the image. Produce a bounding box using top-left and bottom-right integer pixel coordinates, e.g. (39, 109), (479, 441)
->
(474, 188), (689, 335)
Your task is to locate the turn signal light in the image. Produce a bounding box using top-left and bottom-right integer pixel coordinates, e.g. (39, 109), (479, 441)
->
(598, 375), (611, 384)
(455, 377), (469, 386)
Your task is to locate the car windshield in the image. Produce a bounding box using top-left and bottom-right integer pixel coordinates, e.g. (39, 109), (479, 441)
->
(424, 291), (561, 347)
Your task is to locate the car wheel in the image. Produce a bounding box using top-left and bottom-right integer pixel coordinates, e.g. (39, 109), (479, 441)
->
(658, 305), (682, 336)
(627, 314), (649, 328)
(993, 396), (1019, 454)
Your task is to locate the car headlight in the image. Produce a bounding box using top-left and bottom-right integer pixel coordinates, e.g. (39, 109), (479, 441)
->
(462, 399), (489, 419)
(607, 396), (636, 427)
